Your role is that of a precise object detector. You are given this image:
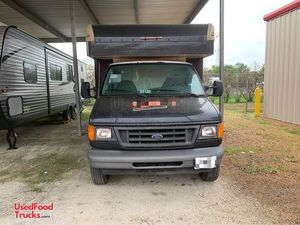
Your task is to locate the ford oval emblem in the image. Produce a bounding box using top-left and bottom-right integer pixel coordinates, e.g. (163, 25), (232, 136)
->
(151, 133), (164, 139)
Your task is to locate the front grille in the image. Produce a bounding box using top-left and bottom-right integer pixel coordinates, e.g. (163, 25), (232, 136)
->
(115, 126), (199, 148)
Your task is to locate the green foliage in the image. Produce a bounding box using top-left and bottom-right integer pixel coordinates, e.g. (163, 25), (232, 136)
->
(206, 62), (251, 74)
(204, 63), (264, 105)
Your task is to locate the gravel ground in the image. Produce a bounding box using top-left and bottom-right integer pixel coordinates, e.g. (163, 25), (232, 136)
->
(0, 117), (274, 225)
(1, 171), (271, 225)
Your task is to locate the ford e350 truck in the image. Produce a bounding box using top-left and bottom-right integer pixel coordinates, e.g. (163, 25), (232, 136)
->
(81, 25), (224, 185)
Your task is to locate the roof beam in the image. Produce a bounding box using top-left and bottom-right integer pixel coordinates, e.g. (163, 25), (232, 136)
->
(78, 0), (100, 24)
(40, 37), (86, 43)
(0, 0), (68, 42)
(134, 0), (140, 24)
(184, 0), (209, 24)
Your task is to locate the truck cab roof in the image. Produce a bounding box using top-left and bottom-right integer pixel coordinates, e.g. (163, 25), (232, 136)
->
(110, 61), (192, 66)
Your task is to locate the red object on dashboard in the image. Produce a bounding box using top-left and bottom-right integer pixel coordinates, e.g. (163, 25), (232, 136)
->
(148, 101), (161, 107)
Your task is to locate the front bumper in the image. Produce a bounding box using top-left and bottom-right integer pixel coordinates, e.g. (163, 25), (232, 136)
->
(88, 146), (224, 174)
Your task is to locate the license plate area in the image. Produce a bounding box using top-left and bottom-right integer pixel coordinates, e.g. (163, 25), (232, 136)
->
(194, 156), (217, 169)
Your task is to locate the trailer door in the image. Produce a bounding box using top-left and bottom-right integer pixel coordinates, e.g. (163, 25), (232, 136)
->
(45, 48), (75, 115)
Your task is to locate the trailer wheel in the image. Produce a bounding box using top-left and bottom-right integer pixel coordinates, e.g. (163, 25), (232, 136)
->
(199, 166), (220, 182)
(70, 106), (76, 120)
(90, 167), (109, 185)
(62, 108), (71, 122)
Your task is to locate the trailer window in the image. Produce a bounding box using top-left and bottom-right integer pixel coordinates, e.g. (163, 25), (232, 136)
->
(50, 64), (62, 81)
(102, 63), (205, 96)
(67, 64), (73, 82)
(23, 62), (37, 83)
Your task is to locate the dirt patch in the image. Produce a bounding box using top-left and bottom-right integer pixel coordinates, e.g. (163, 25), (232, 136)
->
(0, 152), (84, 192)
(0, 103), (299, 224)
(0, 112), (89, 192)
(0, 105), (274, 224)
(1, 171), (272, 225)
(223, 104), (300, 224)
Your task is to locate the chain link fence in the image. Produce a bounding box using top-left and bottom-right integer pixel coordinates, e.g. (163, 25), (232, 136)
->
(203, 72), (264, 113)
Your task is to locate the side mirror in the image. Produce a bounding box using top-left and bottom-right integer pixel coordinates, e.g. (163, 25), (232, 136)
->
(81, 82), (91, 98)
(204, 85), (210, 91)
(212, 80), (223, 97)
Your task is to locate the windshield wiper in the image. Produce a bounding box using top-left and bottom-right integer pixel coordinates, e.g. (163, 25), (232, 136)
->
(180, 92), (204, 97)
(152, 89), (203, 97)
(133, 93), (147, 98)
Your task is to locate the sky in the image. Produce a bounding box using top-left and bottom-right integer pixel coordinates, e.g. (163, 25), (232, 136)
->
(192, 0), (291, 68)
(50, 0), (292, 69)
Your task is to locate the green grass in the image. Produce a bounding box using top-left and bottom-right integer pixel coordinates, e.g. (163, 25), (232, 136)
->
(225, 147), (260, 155)
(29, 184), (43, 193)
(21, 153), (81, 183)
(81, 103), (94, 122)
(258, 118), (272, 125)
(210, 95), (257, 104)
(242, 165), (280, 174)
(82, 99), (95, 122)
(283, 128), (300, 136)
(0, 153), (83, 192)
(0, 169), (8, 177)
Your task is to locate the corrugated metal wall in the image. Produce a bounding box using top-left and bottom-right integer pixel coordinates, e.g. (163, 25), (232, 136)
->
(264, 8), (300, 125)
(0, 27), (76, 129)
(0, 26), (7, 57)
(0, 27), (48, 118)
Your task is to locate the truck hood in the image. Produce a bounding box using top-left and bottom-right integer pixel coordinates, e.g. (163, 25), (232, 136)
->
(89, 96), (221, 125)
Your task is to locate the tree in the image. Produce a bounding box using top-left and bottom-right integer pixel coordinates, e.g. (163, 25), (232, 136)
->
(204, 63), (264, 104)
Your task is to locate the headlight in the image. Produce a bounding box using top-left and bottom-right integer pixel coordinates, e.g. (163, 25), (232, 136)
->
(96, 128), (112, 139)
(199, 125), (217, 138)
(87, 125), (112, 141)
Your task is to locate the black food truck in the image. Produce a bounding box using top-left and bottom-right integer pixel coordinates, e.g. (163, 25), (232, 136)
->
(82, 24), (224, 184)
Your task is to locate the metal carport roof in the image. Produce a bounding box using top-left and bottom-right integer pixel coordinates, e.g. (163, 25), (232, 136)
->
(0, 0), (208, 42)
(0, 0), (225, 137)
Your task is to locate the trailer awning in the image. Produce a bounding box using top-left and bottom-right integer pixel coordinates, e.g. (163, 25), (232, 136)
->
(0, 0), (208, 43)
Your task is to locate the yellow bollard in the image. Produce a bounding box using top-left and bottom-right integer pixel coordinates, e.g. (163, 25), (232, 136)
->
(254, 87), (261, 118)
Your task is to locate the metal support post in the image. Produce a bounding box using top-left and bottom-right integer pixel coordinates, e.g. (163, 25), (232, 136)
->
(219, 0), (225, 118)
(70, 0), (82, 136)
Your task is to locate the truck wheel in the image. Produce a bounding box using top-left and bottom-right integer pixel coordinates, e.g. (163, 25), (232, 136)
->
(90, 167), (109, 185)
(70, 106), (76, 120)
(62, 108), (71, 122)
(199, 166), (220, 182)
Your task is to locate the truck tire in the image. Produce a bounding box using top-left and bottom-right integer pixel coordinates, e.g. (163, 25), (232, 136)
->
(90, 167), (109, 185)
(199, 166), (220, 182)
(62, 108), (71, 122)
(70, 106), (76, 120)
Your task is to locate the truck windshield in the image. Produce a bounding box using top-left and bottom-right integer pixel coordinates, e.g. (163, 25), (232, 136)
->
(102, 63), (205, 96)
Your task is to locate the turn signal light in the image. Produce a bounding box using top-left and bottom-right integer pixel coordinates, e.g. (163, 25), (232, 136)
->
(218, 123), (224, 139)
(87, 124), (95, 141)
